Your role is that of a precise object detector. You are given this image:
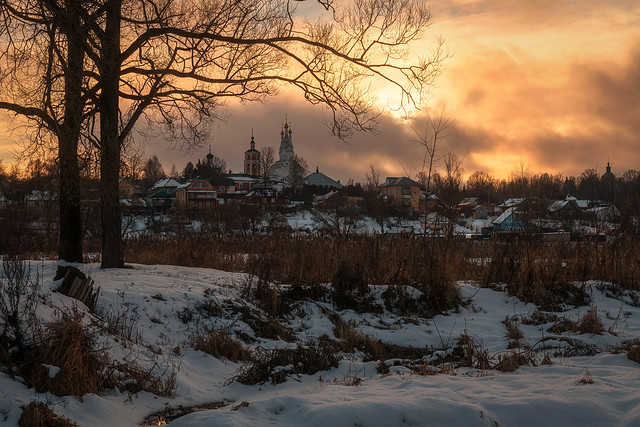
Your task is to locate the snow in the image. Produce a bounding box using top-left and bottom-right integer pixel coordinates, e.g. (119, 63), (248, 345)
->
(2, 261), (640, 426)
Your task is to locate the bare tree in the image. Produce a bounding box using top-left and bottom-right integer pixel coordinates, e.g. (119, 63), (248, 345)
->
(169, 164), (179, 179)
(259, 146), (277, 187)
(409, 108), (454, 195)
(121, 144), (145, 180)
(3, 0), (446, 266)
(0, 0), (99, 262)
(409, 108), (454, 234)
(289, 154), (309, 190)
(364, 164), (381, 193)
(438, 151), (464, 210)
(466, 170), (496, 202)
(143, 155), (166, 182)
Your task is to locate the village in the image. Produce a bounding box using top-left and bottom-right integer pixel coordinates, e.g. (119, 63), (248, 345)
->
(113, 117), (632, 241)
(0, 117), (635, 250)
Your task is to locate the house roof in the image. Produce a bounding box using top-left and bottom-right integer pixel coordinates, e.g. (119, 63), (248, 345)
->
(303, 169), (343, 188)
(382, 176), (423, 187)
(493, 207), (517, 225)
(177, 178), (211, 189)
(566, 196), (590, 209)
(152, 178), (181, 189)
(227, 174), (260, 183)
(458, 197), (479, 208)
(315, 190), (338, 202)
(500, 198), (525, 208)
(547, 200), (571, 212)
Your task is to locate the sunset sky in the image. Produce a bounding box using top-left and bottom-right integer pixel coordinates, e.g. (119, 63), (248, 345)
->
(1, 0), (638, 183)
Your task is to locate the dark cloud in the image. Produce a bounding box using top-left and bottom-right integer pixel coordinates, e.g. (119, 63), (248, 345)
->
(148, 95), (419, 183)
(148, 40), (640, 184)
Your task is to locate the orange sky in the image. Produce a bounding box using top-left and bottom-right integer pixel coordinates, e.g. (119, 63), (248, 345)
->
(1, 0), (639, 183)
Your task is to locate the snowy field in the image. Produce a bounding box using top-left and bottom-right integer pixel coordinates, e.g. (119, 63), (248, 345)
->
(2, 261), (640, 426)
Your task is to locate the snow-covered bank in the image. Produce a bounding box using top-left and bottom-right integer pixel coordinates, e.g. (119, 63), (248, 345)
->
(1, 261), (639, 426)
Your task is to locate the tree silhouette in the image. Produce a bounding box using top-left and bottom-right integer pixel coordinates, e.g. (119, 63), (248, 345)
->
(3, 0), (446, 267)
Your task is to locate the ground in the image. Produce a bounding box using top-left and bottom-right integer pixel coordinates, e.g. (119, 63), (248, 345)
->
(1, 261), (639, 426)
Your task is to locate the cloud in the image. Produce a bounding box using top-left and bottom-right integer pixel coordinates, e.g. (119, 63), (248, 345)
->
(433, 39), (640, 179)
(148, 37), (640, 185)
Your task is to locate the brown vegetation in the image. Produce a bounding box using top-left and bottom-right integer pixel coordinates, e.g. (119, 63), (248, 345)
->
(19, 402), (76, 427)
(24, 311), (109, 397)
(124, 234), (640, 314)
(232, 341), (341, 385)
(192, 329), (251, 362)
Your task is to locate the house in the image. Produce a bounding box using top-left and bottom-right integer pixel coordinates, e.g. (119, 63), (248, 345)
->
(209, 176), (236, 195)
(228, 174), (260, 193)
(547, 198), (582, 220)
(315, 190), (362, 212)
(245, 188), (291, 208)
(588, 204), (621, 222)
(565, 196), (591, 210)
(303, 167), (343, 189)
(420, 192), (439, 212)
(145, 178), (181, 214)
(473, 204), (489, 220)
(25, 190), (55, 208)
(379, 177), (423, 210)
(498, 198), (526, 212)
(422, 212), (451, 235)
(492, 207), (525, 232)
(146, 190), (174, 214)
(457, 197), (479, 216)
(119, 178), (143, 199)
(151, 178), (181, 196)
(175, 178), (217, 209)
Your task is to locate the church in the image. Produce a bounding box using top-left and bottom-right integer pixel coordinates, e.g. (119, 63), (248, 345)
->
(243, 132), (260, 177)
(268, 120), (305, 190)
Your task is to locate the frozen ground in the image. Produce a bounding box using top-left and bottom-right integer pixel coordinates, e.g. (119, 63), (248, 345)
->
(1, 261), (640, 426)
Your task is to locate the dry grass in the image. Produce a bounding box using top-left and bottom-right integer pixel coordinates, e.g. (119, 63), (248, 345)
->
(19, 402), (77, 427)
(24, 311), (111, 398)
(112, 362), (176, 398)
(231, 340), (340, 385)
(504, 316), (525, 340)
(494, 351), (536, 373)
(578, 307), (604, 335)
(628, 345), (640, 363)
(12, 308), (175, 399)
(124, 234), (640, 317)
(578, 369), (595, 384)
(547, 308), (604, 335)
(192, 329), (251, 362)
(331, 316), (383, 361)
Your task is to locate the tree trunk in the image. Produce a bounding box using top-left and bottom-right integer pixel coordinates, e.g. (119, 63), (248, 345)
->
(99, 0), (123, 268)
(58, 0), (85, 263)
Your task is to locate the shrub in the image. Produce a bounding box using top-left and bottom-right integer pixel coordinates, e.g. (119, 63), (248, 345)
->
(0, 256), (40, 352)
(504, 316), (524, 340)
(23, 311), (110, 398)
(331, 316), (383, 361)
(578, 307), (604, 335)
(332, 261), (368, 310)
(111, 362), (176, 398)
(192, 329), (251, 362)
(628, 345), (640, 364)
(19, 402), (76, 427)
(494, 351), (536, 373)
(232, 341), (340, 385)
